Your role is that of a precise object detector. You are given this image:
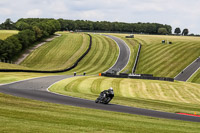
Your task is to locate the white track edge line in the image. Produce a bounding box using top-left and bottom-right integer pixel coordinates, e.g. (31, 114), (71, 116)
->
(186, 67), (200, 82)
(102, 35), (121, 73)
(174, 58), (198, 78)
(119, 37), (131, 73)
(0, 75), (65, 86)
(46, 76), (93, 102)
(103, 35), (131, 73)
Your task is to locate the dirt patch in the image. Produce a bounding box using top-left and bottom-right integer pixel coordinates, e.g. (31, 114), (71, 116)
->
(14, 34), (61, 64)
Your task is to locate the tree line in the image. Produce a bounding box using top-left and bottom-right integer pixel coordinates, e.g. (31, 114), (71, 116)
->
(0, 18), (176, 61)
(174, 27), (189, 36)
(0, 18), (61, 61)
(58, 19), (172, 34)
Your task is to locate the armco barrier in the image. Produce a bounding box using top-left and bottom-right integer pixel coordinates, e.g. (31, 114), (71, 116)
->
(101, 73), (174, 82)
(129, 76), (174, 82)
(0, 34), (92, 73)
(132, 44), (141, 74)
(140, 74), (153, 77)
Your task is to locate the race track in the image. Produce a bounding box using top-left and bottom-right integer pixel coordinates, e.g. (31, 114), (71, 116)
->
(104, 35), (130, 73)
(0, 35), (200, 122)
(175, 57), (200, 81)
(0, 75), (200, 122)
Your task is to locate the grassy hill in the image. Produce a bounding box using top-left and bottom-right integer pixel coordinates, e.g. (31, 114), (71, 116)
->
(0, 32), (200, 132)
(0, 30), (18, 40)
(112, 34), (200, 78)
(0, 33), (119, 84)
(0, 62), (29, 70)
(0, 33), (119, 75)
(1, 93), (200, 132)
(65, 34), (119, 75)
(20, 32), (89, 70)
(49, 76), (200, 114)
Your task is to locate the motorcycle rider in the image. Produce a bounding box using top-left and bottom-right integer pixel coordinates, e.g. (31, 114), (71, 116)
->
(107, 87), (114, 99)
(99, 87), (114, 103)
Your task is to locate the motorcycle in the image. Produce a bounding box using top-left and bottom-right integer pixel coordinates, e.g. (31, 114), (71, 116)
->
(95, 91), (113, 104)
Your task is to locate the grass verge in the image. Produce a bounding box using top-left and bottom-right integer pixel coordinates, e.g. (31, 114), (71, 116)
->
(188, 69), (200, 84)
(49, 76), (200, 114)
(0, 72), (52, 84)
(112, 34), (200, 77)
(0, 93), (200, 132)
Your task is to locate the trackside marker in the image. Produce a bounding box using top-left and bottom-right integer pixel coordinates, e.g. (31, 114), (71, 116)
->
(99, 73), (101, 76)
(177, 113), (200, 117)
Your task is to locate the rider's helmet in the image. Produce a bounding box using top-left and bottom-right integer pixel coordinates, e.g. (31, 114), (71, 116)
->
(108, 87), (113, 91)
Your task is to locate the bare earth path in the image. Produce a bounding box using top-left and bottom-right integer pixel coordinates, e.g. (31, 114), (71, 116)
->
(15, 34), (61, 64)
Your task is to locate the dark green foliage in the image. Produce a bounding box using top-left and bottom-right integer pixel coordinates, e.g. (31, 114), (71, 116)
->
(182, 28), (189, 36)
(158, 28), (168, 35)
(17, 29), (35, 49)
(0, 18), (16, 30)
(0, 17), (171, 61)
(3, 36), (22, 59)
(15, 21), (31, 31)
(0, 18), (61, 60)
(174, 27), (181, 35)
(0, 39), (5, 59)
(58, 19), (172, 34)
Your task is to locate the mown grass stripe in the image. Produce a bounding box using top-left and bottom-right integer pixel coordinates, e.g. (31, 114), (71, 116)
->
(20, 33), (89, 70)
(67, 34), (118, 75)
(188, 69), (200, 84)
(140, 43), (187, 68)
(85, 35), (109, 73)
(78, 36), (104, 72)
(133, 34), (200, 78)
(155, 46), (198, 77)
(72, 35), (104, 73)
(146, 44), (188, 75)
(49, 76), (200, 114)
(69, 35), (100, 73)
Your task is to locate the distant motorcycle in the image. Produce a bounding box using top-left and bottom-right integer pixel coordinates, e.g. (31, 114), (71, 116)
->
(95, 87), (114, 104)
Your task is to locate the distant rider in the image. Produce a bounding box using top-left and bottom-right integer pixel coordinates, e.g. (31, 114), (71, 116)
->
(99, 87), (114, 102)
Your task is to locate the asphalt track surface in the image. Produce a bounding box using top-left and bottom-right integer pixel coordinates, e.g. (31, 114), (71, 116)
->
(0, 35), (200, 122)
(175, 57), (200, 81)
(0, 75), (200, 122)
(104, 35), (130, 73)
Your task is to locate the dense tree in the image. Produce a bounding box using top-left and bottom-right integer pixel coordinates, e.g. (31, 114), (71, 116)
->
(3, 35), (22, 59)
(158, 28), (168, 35)
(0, 17), (173, 61)
(32, 26), (43, 40)
(15, 21), (31, 31)
(0, 18), (61, 60)
(57, 19), (172, 34)
(0, 18), (15, 30)
(182, 28), (189, 36)
(174, 27), (181, 35)
(0, 40), (5, 59)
